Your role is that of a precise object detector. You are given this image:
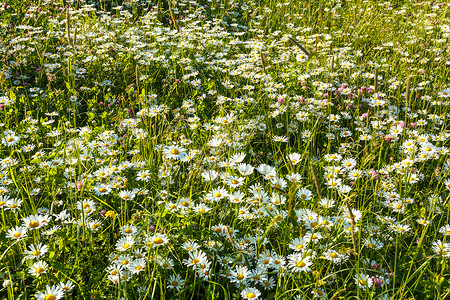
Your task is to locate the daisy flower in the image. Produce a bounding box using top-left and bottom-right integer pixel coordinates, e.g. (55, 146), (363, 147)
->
(58, 281), (75, 293)
(167, 273), (184, 291)
(287, 153), (302, 165)
(183, 250), (208, 270)
(287, 253), (312, 273)
(147, 233), (169, 247)
(297, 188), (312, 200)
(116, 236), (135, 252)
(322, 249), (344, 264)
(206, 187), (228, 202)
(241, 287), (261, 299)
(35, 285), (64, 300)
(136, 170), (151, 181)
(439, 225), (450, 236)
(229, 265), (251, 284)
(93, 184), (112, 196)
(24, 243), (49, 260)
(236, 163), (254, 176)
(6, 226), (27, 240)
(163, 145), (186, 160)
(181, 241), (200, 252)
(22, 214), (45, 230)
(120, 224), (138, 236)
(289, 237), (309, 252)
(201, 170), (219, 181)
(29, 261), (49, 277)
(354, 273), (373, 289)
(225, 176), (245, 188)
(129, 258), (146, 274)
(118, 190), (136, 201)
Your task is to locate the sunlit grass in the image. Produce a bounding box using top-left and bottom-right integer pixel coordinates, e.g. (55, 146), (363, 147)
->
(0, 0), (450, 299)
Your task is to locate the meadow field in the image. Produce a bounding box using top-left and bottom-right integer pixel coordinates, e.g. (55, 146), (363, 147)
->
(1, 0), (450, 299)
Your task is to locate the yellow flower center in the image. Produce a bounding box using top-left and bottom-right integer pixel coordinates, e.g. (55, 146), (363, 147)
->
(296, 261), (306, 268)
(44, 295), (55, 300)
(29, 221), (39, 228)
(247, 293), (256, 299)
(171, 149), (179, 155)
(35, 267), (44, 274)
(153, 237), (164, 245)
(33, 250), (41, 256)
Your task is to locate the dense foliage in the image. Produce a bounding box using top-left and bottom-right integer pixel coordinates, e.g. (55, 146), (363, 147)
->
(1, 0), (450, 299)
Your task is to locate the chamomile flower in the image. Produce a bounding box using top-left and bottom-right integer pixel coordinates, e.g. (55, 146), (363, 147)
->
(163, 145), (186, 160)
(354, 273), (373, 289)
(129, 258), (146, 274)
(225, 176), (245, 188)
(147, 233), (169, 247)
(237, 163), (254, 176)
(6, 226), (27, 240)
(297, 188), (312, 200)
(206, 187), (228, 202)
(58, 281), (75, 293)
(34, 285), (64, 300)
(287, 153), (302, 165)
(181, 241), (200, 252)
(120, 224), (138, 236)
(24, 243), (48, 260)
(183, 250), (208, 270)
(167, 273), (184, 291)
(439, 225), (450, 236)
(287, 253), (312, 273)
(241, 287), (261, 299)
(322, 249), (344, 264)
(22, 214), (45, 230)
(136, 170), (151, 181)
(289, 237), (309, 252)
(29, 261), (49, 277)
(230, 265), (251, 284)
(116, 236), (135, 252)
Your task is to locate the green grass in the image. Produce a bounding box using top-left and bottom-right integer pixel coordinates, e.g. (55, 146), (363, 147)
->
(0, 0), (450, 299)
